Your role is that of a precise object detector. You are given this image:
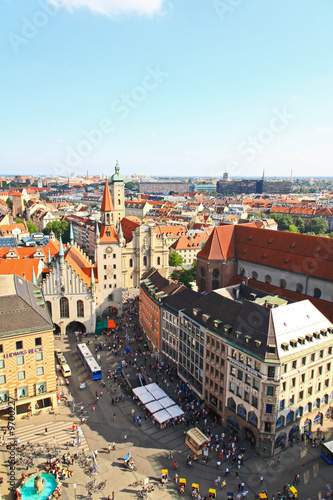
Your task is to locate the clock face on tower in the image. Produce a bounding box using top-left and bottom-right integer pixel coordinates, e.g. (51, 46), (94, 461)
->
(117, 188), (121, 193)
(106, 246), (113, 254)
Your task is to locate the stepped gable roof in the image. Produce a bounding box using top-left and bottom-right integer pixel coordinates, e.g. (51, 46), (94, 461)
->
(99, 224), (118, 243)
(197, 224), (236, 260)
(64, 245), (96, 285)
(101, 181), (114, 212)
(227, 275), (333, 321)
(0, 259), (41, 282)
(120, 217), (141, 243)
(163, 287), (201, 312)
(235, 225), (333, 281)
(0, 274), (52, 335)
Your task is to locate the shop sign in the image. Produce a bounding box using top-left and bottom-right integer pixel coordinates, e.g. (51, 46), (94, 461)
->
(3, 347), (43, 359)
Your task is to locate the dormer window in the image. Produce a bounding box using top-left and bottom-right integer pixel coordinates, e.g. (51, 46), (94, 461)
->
(290, 339), (298, 348)
(298, 337), (305, 345)
(281, 342), (289, 351)
(313, 332), (321, 339)
(306, 334), (313, 343)
(193, 308), (201, 317)
(254, 340), (261, 349)
(245, 335), (251, 344)
(202, 313), (211, 324)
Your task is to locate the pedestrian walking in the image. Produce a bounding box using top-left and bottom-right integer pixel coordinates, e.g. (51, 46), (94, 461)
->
(169, 450), (173, 459)
(45, 427), (48, 435)
(222, 480), (226, 490)
(92, 404), (96, 411)
(260, 475), (264, 484)
(174, 473), (178, 483)
(277, 456), (280, 465)
(124, 434), (127, 441)
(108, 444), (111, 453)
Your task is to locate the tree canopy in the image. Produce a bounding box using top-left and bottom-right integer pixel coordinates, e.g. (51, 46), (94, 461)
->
(271, 214), (294, 231)
(43, 220), (70, 243)
(26, 221), (38, 234)
(169, 251), (184, 267)
(171, 262), (197, 289)
(308, 217), (329, 235)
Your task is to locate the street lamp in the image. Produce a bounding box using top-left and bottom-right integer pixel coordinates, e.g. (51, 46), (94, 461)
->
(73, 483), (77, 500)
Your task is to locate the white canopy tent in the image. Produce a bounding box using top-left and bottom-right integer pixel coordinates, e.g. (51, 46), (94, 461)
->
(138, 392), (155, 405)
(144, 383), (160, 393)
(145, 401), (164, 414)
(149, 388), (167, 400)
(133, 386), (149, 397)
(158, 396), (175, 409)
(166, 405), (184, 419)
(153, 409), (172, 424)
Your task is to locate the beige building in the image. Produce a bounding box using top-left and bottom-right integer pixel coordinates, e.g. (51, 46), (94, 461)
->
(0, 274), (57, 417)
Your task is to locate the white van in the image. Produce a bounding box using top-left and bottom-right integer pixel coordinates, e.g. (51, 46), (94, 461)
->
(61, 363), (72, 377)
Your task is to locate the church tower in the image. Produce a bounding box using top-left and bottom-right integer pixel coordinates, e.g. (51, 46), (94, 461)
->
(110, 161), (125, 224)
(95, 180), (123, 317)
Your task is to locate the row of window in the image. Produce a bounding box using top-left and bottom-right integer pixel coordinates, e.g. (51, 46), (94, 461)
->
(47, 298), (84, 319)
(0, 337), (42, 353)
(200, 267), (220, 278)
(283, 349), (332, 372)
(239, 269), (322, 298)
(0, 367), (45, 384)
(228, 398), (258, 426)
(0, 382), (47, 403)
(230, 350), (263, 373)
(0, 352), (43, 369)
(281, 364), (331, 390)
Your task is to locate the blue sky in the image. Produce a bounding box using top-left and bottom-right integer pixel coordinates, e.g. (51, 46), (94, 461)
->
(1, 0), (333, 178)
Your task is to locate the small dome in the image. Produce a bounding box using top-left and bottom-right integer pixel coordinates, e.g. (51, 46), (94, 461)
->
(111, 161), (125, 183)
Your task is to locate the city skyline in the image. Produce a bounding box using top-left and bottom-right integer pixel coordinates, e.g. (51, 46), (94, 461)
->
(1, 0), (333, 178)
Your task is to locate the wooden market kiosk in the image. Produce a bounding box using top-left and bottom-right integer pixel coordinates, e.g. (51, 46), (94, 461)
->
(185, 427), (209, 455)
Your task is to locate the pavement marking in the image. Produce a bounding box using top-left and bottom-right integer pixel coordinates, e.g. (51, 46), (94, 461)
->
(15, 420), (90, 453)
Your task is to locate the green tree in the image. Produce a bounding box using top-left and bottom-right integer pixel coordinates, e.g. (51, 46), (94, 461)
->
(171, 263), (197, 289)
(125, 181), (138, 191)
(15, 218), (24, 223)
(288, 224), (299, 233)
(329, 232), (333, 238)
(26, 221), (38, 234)
(295, 217), (305, 233)
(6, 197), (12, 210)
(271, 214), (294, 231)
(43, 221), (70, 243)
(169, 251), (184, 267)
(309, 217), (329, 235)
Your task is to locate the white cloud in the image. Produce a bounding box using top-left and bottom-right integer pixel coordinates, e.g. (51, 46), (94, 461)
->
(50, 0), (166, 17)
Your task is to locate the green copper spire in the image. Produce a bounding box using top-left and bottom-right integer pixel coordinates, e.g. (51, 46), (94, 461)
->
(91, 267), (95, 287)
(69, 222), (74, 245)
(32, 268), (37, 286)
(58, 235), (64, 264)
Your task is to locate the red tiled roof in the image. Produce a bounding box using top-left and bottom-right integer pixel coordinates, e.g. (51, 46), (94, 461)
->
(227, 275), (333, 321)
(0, 260), (40, 282)
(99, 225), (118, 243)
(121, 217), (140, 243)
(197, 225), (236, 260)
(235, 225), (333, 281)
